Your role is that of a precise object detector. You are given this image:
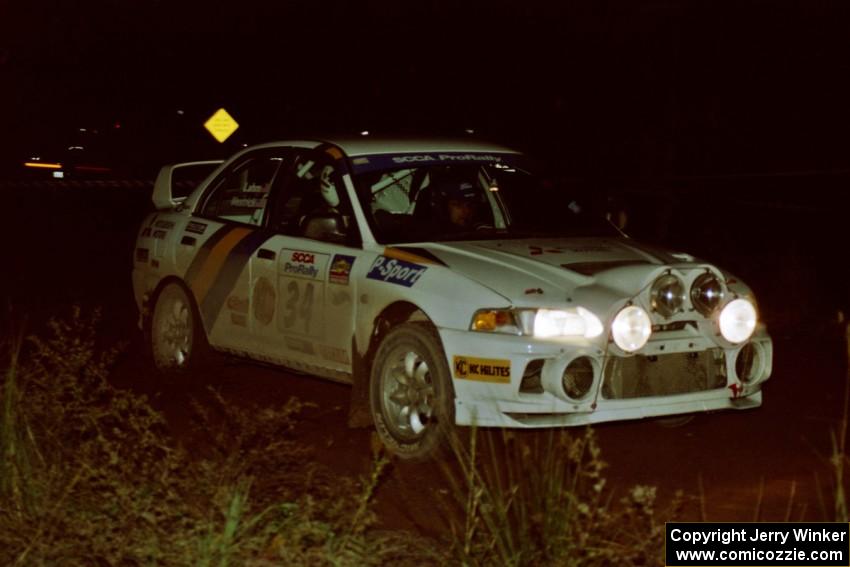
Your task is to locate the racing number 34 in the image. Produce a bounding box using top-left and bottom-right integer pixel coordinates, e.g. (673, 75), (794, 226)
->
(282, 280), (315, 334)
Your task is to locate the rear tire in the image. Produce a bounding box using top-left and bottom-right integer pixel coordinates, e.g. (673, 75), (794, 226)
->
(149, 282), (209, 372)
(369, 323), (455, 460)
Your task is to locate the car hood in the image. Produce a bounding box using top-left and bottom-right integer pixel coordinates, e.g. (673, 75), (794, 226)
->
(400, 237), (713, 314)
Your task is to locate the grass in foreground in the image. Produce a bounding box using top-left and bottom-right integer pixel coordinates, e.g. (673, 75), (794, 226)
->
(0, 307), (742, 566)
(0, 308), (436, 566)
(440, 426), (679, 567)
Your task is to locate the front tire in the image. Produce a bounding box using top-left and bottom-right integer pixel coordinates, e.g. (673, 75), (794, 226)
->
(369, 323), (455, 460)
(149, 282), (208, 372)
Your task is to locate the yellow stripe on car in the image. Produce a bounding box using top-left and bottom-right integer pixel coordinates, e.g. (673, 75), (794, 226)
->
(383, 247), (437, 265)
(189, 227), (252, 305)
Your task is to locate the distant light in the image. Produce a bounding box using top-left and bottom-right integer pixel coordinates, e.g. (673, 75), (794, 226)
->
(67, 145), (84, 151)
(177, 109), (185, 115)
(79, 128), (87, 132)
(30, 156), (41, 161)
(242, 143), (248, 147)
(360, 130), (369, 136)
(464, 128), (475, 134)
(488, 185), (499, 192)
(24, 161), (62, 169)
(113, 122), (121, 129)
(52, 171), (64, 179)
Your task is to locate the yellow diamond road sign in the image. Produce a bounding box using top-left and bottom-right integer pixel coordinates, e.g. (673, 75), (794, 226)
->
(204, 108), (239, 143)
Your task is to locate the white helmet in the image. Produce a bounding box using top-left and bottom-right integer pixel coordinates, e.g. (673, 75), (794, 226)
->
(319, 165), (340, 208)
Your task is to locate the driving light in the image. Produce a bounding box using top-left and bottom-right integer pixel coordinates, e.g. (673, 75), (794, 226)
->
(533, 308), (603, 339)
(650, 274), (685, 318)
(719, 298), (756, 343)
(691, 272), (724, 316)
(612, 306), (651, 352)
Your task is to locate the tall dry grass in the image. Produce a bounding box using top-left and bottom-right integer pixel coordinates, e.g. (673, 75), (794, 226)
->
(441, 427), (680, 567)
(0, 308), (438, 566)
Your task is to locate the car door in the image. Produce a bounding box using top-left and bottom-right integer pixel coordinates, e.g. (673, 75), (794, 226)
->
(186, 149), (287, 354)
(249, 147), (366, 378)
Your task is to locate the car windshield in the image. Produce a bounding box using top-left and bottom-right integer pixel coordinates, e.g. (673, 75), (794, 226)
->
(351, 152), (620, 244)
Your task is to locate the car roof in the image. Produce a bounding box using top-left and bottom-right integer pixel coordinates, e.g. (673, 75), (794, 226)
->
(246, 136), (521, 157)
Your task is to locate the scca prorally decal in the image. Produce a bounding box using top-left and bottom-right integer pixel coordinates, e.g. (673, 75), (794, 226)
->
(366, 256), (427, 287)
(391, 153), (503, 164)
(281, 250), (327, 280)
(453, 356), (511, 383)
(186, 221), (207, 235)
(329, 254), (356, 285)
(349, 153), (522, 174)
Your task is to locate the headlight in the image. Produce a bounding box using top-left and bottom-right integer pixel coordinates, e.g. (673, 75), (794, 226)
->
(691, 272), (724, 316)
(470, 307), (603, 339)
(718, 298), (757, 343)
(611, 305), (651, 352)
(533, 307), (603, 339)
(650, 274), (685, 318)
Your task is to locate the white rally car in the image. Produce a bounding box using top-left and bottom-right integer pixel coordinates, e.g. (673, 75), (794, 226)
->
(133, 138), (772, 459)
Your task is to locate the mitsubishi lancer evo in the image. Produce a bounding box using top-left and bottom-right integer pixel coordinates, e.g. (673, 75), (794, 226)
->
(133, 137), (772, 459)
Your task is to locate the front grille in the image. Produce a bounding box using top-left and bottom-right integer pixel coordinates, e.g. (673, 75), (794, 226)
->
(602, 348), (726, 399)
(651, 320), (695, 333)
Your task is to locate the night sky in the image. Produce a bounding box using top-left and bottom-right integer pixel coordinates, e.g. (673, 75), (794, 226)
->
(2, 1), (850, 180)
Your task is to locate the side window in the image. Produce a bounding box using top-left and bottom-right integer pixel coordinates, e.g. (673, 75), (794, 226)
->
(269, 151), (357, 245)
(200, 154), (284, 226)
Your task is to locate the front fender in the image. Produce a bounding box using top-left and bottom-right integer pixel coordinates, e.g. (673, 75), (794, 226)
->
(353, 266), (509, 357)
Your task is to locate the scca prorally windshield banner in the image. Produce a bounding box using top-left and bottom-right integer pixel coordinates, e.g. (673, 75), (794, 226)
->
(349, 152), (523, 174)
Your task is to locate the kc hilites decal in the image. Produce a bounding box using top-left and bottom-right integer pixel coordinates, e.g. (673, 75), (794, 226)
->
(280, 249), (329, 280)
(453, 356), (511, 383)
(328, 254), (355, 285)
(366, 256), (427, 287)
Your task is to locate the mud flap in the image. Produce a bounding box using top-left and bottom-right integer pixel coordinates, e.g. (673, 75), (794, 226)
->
(347, 336), (373, 428)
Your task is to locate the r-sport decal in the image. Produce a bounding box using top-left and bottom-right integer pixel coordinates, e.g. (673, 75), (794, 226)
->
(366, 256), (427, 287)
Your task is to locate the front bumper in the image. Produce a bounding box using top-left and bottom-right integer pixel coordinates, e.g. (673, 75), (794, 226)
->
(438, 326), (772, 428)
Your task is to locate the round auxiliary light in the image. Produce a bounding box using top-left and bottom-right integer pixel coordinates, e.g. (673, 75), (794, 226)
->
(691, 272), (724, 316)
(612, 305), (652, 352)
(563, 357), (595, 399)
(719, 298), (757, 344)
(650, 274), (685, 318)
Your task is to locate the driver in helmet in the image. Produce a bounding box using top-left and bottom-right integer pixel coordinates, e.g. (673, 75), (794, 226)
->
(301, 164), (348, 241)
(318, 164), (340, 211)
(436, 180), (478, 230)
